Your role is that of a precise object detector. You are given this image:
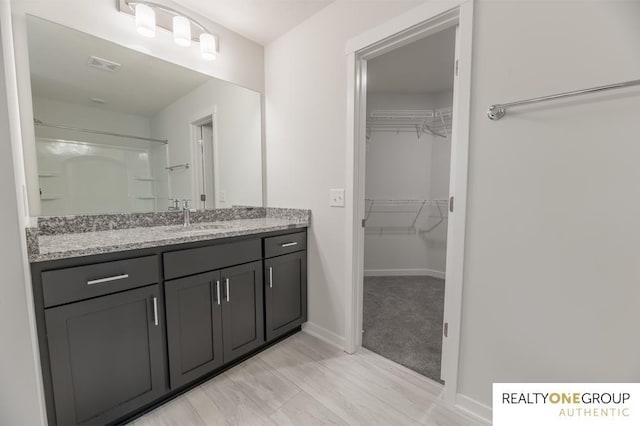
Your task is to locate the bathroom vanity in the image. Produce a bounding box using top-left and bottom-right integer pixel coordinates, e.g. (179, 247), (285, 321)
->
(27, 208), (309, 425)
(18, 12), (306, 426)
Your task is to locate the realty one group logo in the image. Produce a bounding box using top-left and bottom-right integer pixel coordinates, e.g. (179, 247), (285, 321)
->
(493, 383), (640, 426)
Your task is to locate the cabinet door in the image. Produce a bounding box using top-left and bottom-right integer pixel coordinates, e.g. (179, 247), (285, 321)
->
(45, 284), (165, 425)
(265, 251), (307, 341)
(165, 271), (224, 389)
(221, 261), (264, 363)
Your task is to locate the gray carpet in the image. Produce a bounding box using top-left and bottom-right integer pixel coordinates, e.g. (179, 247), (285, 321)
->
(362, 275), (445, 384)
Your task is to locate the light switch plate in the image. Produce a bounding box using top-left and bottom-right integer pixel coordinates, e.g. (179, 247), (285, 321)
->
(330, 188), (345, 207)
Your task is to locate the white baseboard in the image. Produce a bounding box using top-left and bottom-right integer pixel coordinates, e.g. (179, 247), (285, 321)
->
(456, 393), (492, 425)
(301, 322), (345, 350)
(364, 268), (445, 279)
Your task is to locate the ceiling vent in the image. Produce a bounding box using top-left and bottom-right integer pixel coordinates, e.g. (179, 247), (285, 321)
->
(87, 56), (121, 72)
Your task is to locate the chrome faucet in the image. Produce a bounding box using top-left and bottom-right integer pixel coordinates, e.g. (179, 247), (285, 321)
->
(182, 199), (196, 227)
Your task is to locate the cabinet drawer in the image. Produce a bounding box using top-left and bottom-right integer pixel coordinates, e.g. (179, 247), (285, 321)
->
(164, 239), (261, 280)
(264, 232), (306, 258)
(42, 256), (159, 308)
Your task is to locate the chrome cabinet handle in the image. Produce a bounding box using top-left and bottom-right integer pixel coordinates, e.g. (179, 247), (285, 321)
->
(152, 297), (159, 326)
(268, 267), (273, 288)
(225, 278), (230, 302)
(216, 280), (221, 305)
(87, 274), (129, 285)
(281, 242), (298, 248)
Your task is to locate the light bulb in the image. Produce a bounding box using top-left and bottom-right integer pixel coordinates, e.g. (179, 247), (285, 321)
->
(173, 16), (191, 47)
(135, 4), (155, 38)
(200, 33), (217, 60)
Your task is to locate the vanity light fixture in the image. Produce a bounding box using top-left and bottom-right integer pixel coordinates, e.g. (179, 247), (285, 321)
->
(135, 3), (155, 37)
(172, 15), (191, 47)
(199, 33), (217, 61)
(122, 1), (219, 60)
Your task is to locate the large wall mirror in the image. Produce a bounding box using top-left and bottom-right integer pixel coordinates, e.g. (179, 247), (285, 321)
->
(23, 15), (263, 216)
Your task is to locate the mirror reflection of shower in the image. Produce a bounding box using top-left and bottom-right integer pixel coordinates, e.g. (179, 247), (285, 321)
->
(34, 118), (169, 216)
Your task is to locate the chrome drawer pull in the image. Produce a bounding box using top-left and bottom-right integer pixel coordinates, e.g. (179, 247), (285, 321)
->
(269, 267), (273, 288)
(216, 280), (221, 305)
(281, 242), (298, 248)
(225, 278), (230, 302)
(87, 274), (129, 285)
(152, 297), (159, 326)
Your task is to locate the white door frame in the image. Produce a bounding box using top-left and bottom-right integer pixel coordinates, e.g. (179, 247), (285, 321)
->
(344, 0), (474, 404)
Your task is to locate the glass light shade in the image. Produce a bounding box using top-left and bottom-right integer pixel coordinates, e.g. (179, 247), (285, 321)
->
(135, 4), (156, 38)
(173, 16), (191, 47)
(200, 33), (217, 60)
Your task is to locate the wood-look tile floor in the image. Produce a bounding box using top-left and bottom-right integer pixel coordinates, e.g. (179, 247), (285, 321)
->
(131, 332), (483, 426)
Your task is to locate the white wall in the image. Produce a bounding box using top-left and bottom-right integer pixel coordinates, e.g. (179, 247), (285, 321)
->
(150, 77), (262, 208)
(364, 92), (450, 277)
(266, 0), (640, 413)
(458, 0), (640, 408)
(33, 97), (152, 140)
(265, 0), (424, 345)
(0, 2), (45, 424)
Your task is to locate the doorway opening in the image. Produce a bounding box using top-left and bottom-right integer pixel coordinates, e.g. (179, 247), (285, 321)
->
(191, 115), (217, 209)
(345, 1), (473, 404)
(361, 27), (456, 385)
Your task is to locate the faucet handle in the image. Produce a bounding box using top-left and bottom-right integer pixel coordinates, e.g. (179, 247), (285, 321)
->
(182, 199), (196, 212)
(168, 198), (180, 210)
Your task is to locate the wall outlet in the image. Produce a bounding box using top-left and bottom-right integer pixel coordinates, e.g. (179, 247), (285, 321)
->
(218, 190), (226, 203)
(330, 188), (345, 207)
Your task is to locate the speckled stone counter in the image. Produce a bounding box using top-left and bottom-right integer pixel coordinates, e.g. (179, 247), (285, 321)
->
(28, 207), (310, 262)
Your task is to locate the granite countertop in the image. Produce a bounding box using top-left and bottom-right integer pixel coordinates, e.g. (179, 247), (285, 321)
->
(27, 207), (310, 263)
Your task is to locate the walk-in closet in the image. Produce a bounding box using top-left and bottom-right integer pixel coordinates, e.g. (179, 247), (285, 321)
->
(362, 27), (456, 384)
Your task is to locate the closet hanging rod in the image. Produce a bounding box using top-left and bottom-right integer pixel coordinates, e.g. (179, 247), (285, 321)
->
(33, 119), (168, 144)
(487, 78), (640, 121)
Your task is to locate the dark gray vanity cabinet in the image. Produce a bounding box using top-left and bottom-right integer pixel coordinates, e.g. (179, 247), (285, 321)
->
(165, 271), (224, 389)
(45, 284), (166, 425)
(163, 241), (264, 388)
(220, 261), (265, 362)
(32, 229), (307, 425)
(264, 233), (308, 341)
(165, 261), (264, 386)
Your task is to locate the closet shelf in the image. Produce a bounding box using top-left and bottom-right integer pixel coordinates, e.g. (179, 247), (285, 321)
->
(38, 172), (61, 178)
(40, 194), (64, 201)
(364, 198), (449, 233)
(366, 108), (452, 140)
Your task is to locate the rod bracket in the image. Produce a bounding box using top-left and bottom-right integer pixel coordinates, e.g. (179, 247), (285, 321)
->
(487, 105), (506, 120)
